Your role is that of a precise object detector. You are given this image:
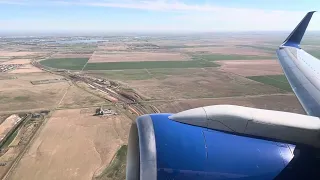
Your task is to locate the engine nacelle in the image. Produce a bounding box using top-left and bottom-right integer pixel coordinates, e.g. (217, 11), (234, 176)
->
(126, 113), (294, 180)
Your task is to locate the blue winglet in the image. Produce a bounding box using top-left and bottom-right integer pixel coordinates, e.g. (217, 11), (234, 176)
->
(282, 11), (316, 49)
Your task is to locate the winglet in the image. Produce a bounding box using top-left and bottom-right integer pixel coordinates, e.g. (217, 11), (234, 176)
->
(282, 11), (316, 48)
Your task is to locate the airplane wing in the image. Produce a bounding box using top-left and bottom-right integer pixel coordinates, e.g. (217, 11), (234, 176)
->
(276, 11), (320, 116)
(126, 12), (320, 180)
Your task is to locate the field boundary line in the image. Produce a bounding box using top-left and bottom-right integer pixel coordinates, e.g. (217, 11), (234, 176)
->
(0, 108), (48, 115)
(2, 113), (50, 180)
(218, 65), (288, 93)
(81, 52), (94, 71)
(247, 75), (291, 92)
(55, 84), (72, 109)
(144, 69), (153, 76)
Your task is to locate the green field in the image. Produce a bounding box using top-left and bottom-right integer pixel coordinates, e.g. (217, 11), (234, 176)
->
(1, 128), (19, 148)
(193, 54), (274, 61)
(41, 58), (219, 70)
(40, 58), (89, 70)
(236, 45), (276, 52)
(85, 60), (219, 70)
(161, 44), (222, 49)
(95, 145), (127, 180)
(247, 75), (292, 92)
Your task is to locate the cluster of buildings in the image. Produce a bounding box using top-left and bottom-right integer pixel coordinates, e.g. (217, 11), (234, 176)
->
(0, 64), (23, 72)
(95, 107), (117, 116)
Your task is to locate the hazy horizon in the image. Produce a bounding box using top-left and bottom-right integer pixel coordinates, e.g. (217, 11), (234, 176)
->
(1, 31), (320, 37)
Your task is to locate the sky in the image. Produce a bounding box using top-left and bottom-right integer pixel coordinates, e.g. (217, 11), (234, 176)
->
(0, 0), (320, 33)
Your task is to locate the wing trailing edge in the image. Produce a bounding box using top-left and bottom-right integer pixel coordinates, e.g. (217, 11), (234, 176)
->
(277, 11), (320, 116)
(169, 105), (320, 148)
(282, 11), (316, 48)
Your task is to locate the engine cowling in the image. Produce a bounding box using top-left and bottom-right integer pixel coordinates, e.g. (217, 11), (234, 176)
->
(126, 113), (294, 180)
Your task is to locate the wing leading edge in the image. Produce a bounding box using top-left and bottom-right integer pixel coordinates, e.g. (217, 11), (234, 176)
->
(276, 11), (320, 117)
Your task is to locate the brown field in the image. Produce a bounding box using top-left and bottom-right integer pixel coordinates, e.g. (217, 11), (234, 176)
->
(89, 51), (189, 63)
(50, 53), (92, 58)
(0, 115), (21, 142)
(0, 33), (304, 179)
(217, 60), (284, 76)
(0, 60), (9, 64)
(98, 43), (129, 51)
(0, 72), (69, 112)
(179, 47), (271, 56)
(0, 115), (9, 124)
(0, 114), (45, 179)
(9, 64), (43, 74)
(149, 94), (304, 114)
(0, 83), (69, 112)
(75, 82), (120, 103)
(58, 85), (106, 109)
(1, 59), (30, 65)
(0, 51), (39, 57)
(183, 43), (222, 46)
(124, 68), (284, 100)
(0, 72), (64, 91)
(9, 108), (131, 180)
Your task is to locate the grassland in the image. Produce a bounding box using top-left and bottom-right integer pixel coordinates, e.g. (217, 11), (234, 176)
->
(9, 109), (131, 180)
(40, 58), (89, 70)
(247, 75), (292, 92)
(88, 68), (208, 81)
(192, 54), (274, 61)
(88, 69), (153, 81)
(95, 145), (127, 180)
(0, 72), (70, 112)
(1, 127), (19, 148)
(85, 60), (219, 70)
(2, 33), (311, 180)
(114, 68), (284, 100)
(58, 85), (106, 109)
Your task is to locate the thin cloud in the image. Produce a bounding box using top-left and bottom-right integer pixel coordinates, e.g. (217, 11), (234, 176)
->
(0, 0), (28, 5)
(53, 0), (252, 12)
(1, 0), (319, 32)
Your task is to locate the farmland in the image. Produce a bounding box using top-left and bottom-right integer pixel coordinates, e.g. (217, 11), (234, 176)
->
(95, 145), (127, 180)
(40, 58), (219, 70)
(90, 68), (284, 100)
(89, 52), (189, 63)
(40, 58), (89, 70)
(247, 75), (292, 92)
(87, 69), (152, 81)
(192, 54), (274, 61)
(146, 94), (304, 114)
(85, 60), (219, 70)
(0, 72), (70, 113)
(57, 85), (106, 109)
(216, 60), (283, 76)
(8, 109), (131, 180)
(1, 32), (315, 180)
